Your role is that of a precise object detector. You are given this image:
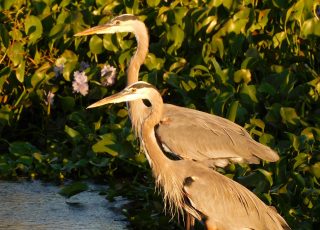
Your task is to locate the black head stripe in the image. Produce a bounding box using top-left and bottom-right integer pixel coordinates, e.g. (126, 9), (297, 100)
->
(112, 14), (138, 22)
(130, 82), (156, 90)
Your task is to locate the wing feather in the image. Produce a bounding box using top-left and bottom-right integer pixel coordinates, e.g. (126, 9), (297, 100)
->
(155, 104), (279, 165)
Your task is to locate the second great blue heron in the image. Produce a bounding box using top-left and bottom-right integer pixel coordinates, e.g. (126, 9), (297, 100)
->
(87, 81), (291, 230)
(75, 14), (280, 168)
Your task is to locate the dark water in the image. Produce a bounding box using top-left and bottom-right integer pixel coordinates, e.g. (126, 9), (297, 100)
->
(0, 180), (128, 229)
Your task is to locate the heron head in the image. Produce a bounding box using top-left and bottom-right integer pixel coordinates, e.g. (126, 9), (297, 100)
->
(87, 81), (156, 109)
(75, 14), (141, 36)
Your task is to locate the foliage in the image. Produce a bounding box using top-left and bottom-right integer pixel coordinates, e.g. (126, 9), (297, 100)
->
(1, 0), (320, 229)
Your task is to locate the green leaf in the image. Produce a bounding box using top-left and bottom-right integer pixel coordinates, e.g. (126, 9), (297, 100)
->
(8, 42), (24, 66)
(92, 133), (118, 157)
(301, 18), (320, 38)
(0, 105), (12, 125)
(311, 162), (320, 178)
(167, 24), (184, 54)
(234, 69), (251, 83)
(240, 84), (258, 103)
(257, 169), (273, 186)
(59, 96), (75, 112)
(226, 100), (239, 122)
(1, 0), (15, 9)
(280, 107), (300, 127)
(49, 24), (65, 40)
(146, 0), (160, 7)
(89, 35), (104, 54)
(9, 141), (40, 156)
(64, 125), (82, 143)
(60, 50), (78, 81)
(0, 24), (9, 48)
(0, 67), (11, 92)
(59, 181), (89, 198)
(24, 15), (43, 45)
(16, 61), (25, 83)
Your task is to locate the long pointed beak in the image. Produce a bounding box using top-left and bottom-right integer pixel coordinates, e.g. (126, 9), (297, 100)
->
(74, 24), (112, 36)
(87, 90), (141, 109)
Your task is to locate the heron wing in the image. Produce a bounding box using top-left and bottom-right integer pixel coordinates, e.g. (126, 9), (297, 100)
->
(155, 104), (279, 165)
(181, 162), (290, 229)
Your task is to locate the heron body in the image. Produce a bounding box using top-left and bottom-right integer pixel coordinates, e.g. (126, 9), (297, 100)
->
(75, 14), (280, 168)
(87, 81), (291, 230)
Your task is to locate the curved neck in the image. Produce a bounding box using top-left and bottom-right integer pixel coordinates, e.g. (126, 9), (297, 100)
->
(127, 20), (149, 133)
(141, 89), (184, 215)
(141, 89), (169, 170)
(127, 21), (149, 85)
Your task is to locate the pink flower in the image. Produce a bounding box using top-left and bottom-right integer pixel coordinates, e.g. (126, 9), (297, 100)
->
(101, 65), (116, 86)
(72, 71), (89, 96)
(44, 91), (55, 105)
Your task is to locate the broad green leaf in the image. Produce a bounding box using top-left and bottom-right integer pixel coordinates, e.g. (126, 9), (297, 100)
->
(8, 42), (24, 66)
(259, 133), (275, 146)
(273, 32), (286, 48)
(240, 84), (258, 103)
(250, 118), (265, 131)
(0, 24), (9, 48)
(60, 50), (78, 81)
(0, 105), (12, 125)
(234, 69), (251, 83)
(292, 172), (306, 187)
(145, 53), (165, 71)
(117, 109), (128, 118)
(16, 61), (25, 83)
(49, 24), (65, 40)
(257, 169), (273, 186)
(64, 125), (81, 143)
(9, 141), (40, 156)
(167, 24), (184, 54)
(24, 15), (43, 45)
(103, 34), (119, 52)
(301, 18), (320, 38)
(0, 67), (10, 92)
(227, 100), (239, 122)
(311, 162), (320, 178)
(146, 0), (160, 7)
(301, 127), (320, 141)
(18, 155), (33, 166)
(33, 152), (43, 162)
(258, 82), (277, 96)
(280, 107), (300, 126)
(89, 35), (104, 54)
(59, 96), (75, 112)
(92, 133), (118, 157)
(1, 0), (15, 9)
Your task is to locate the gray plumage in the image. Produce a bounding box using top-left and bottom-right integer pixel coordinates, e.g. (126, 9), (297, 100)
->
(75, 14), (279, 168)
(87, 81), (291, 230)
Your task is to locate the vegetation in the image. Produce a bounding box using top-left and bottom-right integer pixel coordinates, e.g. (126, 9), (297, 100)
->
(0, 0), (320, 229)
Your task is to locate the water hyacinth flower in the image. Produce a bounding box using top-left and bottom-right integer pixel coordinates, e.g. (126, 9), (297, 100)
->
(72, 71), (89, 96)
(53, 64), (64, 77)
(44, 91), (55, 105)
(79, 61), (90, 71)
(54, 57), (66, 77)
(101, 65), (116, 87)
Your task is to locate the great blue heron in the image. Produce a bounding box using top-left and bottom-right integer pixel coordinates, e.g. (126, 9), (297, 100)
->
(87, 81), (291, 230)
(75, 14), (280, 168)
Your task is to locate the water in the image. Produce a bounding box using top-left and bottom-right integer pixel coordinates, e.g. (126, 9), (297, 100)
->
(0, 180), (128, 229)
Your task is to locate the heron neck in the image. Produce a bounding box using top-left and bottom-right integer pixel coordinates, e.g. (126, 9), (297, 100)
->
(127, 21), (149, 133)
(127, 22), (149, 85)
(141, 90), (170, 172)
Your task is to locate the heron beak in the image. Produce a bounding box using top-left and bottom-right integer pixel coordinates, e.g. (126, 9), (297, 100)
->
(74, 24), (112, 36)
(87, 90), (141, 109)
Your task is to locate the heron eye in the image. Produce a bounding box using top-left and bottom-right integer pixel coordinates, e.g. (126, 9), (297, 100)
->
(114, 20), (120, 25)
(131, 88), (136, 93)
